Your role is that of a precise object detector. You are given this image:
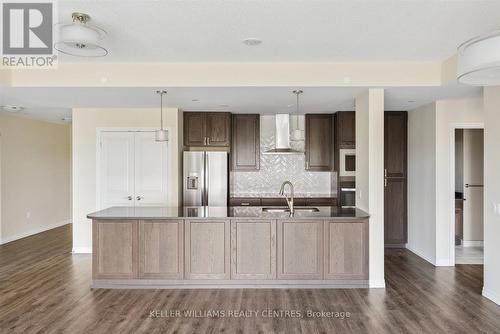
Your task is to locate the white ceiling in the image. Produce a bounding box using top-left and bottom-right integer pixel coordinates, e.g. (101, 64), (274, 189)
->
(56, 0), (500, 63)
(0, 85), (482, 123)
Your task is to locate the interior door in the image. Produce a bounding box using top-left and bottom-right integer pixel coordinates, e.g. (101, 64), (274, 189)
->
(100, 131), (168, 209)
(100, 132), (135, 208)
(463, 129), (484, 243)
(384, 111), (408, 246)
(134, 132), (169, 206)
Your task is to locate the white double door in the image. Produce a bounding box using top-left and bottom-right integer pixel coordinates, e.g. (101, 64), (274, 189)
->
(99, 131), (168, 208)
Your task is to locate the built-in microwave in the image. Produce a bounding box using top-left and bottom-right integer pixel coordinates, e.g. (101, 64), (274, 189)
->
(339, 149), (355, 177)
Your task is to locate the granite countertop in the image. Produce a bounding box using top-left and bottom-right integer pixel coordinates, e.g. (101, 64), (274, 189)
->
(87, 206), (370, 220)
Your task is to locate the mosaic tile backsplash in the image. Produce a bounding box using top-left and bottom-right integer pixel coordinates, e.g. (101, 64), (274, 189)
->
(230, 115), (336, 197)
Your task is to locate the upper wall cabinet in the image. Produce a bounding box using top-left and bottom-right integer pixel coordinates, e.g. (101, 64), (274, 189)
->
(336, 111), (356, 149)
(231, 114), (260, 170)
(184, 112), (231, 147)
(305, 114), (333, 171)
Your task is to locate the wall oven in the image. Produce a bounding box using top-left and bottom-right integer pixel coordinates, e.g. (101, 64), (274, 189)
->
(339, 186), (356, 208)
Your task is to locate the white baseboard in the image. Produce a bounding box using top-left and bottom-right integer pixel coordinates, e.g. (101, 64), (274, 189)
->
(406, 245), (437, 266)
(0, 220), (71, 245)
(435, 259), (454, 267)
(369, 279), (386, 288)
(72, 247), (92, 254)
(462, 240), (484, 247)
(482, 287), (500, 306)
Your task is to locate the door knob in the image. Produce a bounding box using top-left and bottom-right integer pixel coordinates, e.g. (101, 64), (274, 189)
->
(136, 196), (144, 201)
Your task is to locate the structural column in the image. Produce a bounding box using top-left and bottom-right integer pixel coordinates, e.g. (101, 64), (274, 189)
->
(355, 88), (385, 288)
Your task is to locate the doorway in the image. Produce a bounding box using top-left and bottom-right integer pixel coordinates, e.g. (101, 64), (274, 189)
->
(454, 128), (484, 264)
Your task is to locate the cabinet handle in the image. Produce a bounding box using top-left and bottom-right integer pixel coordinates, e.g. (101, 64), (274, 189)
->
(204, 137), (207, 145)
(207, 137), (210, 145)
(384, 168), (387, 177)
(241, 202), (250, 206)
(384, 178), (387, 188)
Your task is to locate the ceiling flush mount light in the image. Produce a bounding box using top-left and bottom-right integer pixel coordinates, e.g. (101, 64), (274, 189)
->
(1, 105), (24, 112)
(155, 90), (169, 142)
(54, 12), (107, 57)
(457, 30), (500, 85)
(243, 38), (262, 46)
(291, 90), (304, 141)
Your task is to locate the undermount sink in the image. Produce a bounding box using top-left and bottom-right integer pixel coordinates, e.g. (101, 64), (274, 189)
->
(261, 207), (320, 213)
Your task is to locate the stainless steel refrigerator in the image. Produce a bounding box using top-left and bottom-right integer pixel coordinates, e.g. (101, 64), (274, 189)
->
(183, 151), (228, 206)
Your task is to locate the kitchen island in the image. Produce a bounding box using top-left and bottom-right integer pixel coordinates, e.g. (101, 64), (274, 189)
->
(87, 206), (369, 288)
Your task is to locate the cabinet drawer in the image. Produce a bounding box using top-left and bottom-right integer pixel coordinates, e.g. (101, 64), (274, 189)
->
(229, 198), (262, 206)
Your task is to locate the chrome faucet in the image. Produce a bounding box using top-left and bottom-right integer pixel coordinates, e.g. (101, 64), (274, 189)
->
(279, 181), (295, 215)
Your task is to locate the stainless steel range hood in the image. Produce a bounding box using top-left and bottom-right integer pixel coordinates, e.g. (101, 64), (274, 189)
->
(263, 114), (304, 154)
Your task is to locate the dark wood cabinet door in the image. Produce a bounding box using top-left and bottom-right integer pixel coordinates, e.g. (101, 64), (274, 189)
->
(384, 178), (407, 244)
(184, 112), (206, 146)
(206, 113), (231, 147)
(305, 114), (332, 171)
(384, 111), (408, 246)
(385, 111), (407, 178)
(231, 114), (260, 170)
(338, 111), (355, 148)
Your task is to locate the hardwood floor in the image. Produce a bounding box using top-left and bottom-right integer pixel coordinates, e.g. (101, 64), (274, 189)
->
(1, 225), (499, 334)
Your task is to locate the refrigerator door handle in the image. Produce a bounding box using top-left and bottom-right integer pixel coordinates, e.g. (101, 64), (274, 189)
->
(205, 153), (209, 205)
(202, 152), (206, 206)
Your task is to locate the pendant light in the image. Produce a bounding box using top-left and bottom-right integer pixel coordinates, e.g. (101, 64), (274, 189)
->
(54, 12), (107, 57)
(155, 90), (169, 142)
(291, 90), (304, 141)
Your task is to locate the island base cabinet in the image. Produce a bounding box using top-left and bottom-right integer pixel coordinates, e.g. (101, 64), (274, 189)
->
(92, 220), (138, 279)
(324, 220), (368, 280)
(277, 220), (323, 280)
(231, 220), (276, 279)
(138, 220), (184, 279)
(185, 220), (231, 279)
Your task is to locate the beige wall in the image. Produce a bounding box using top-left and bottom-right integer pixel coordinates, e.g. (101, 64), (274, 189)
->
(407, 103), (437, 264)
(407, 98), (484, 266)
(434, 99), (483, 264)
(72, 108), (181, 252)
(8, 62), (443, 87)
(0, 114), (71, 244)
(483, 86), (500, 305)
(355, 88), (385, 287)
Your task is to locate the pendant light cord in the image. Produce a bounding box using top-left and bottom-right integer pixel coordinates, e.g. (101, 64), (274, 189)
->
(296, 92), (299, 128)
(160, 92), (164, 130)
(157, 90), (167, 130)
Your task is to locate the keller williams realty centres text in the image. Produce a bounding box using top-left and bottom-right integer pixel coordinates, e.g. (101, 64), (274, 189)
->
(149, 309), (351, 319)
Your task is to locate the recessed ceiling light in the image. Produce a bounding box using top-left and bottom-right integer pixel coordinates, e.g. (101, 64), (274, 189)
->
(219, 104), (230, 107)
(1, 105), (24, 112)
(192, 99), (199, 102)
(243, 38), (262, 46)
(408, 100), (416, 103)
